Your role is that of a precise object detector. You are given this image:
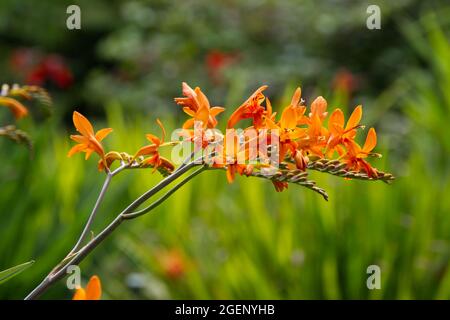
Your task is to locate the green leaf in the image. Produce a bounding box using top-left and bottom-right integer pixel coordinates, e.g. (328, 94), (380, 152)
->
(0, 260), (35, 285)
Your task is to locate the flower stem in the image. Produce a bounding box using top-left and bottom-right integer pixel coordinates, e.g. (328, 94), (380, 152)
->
(24, 160), (203, 300)
(123, 165), (206, 220)
(59, 163), (126, 269)
(71, 175), (112, 252)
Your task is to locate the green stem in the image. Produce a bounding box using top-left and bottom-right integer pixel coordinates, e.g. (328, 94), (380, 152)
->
(123, 165), (206, 220)
(24, 160), (202, 300)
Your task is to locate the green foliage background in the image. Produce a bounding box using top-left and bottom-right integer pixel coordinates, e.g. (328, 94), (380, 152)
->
(0, 0), (449, 299)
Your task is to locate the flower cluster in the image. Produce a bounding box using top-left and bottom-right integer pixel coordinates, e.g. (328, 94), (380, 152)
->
(175, 83), (385, 190)
(68, 82), (393, 198)
(225, 85), (380, 177)
(68, 111), (176, 175)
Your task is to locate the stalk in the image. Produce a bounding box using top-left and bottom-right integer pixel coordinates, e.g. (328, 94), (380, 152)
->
(24, 160), (204, 300)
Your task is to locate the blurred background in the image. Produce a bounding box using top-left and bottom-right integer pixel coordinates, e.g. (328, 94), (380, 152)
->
(1, 0), (450, 299)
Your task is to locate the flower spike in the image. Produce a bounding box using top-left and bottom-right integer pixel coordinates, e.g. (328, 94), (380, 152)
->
(66, 82), (393, 200)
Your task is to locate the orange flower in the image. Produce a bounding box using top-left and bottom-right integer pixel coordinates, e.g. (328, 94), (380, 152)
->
(267, 88), (306, 142)
(206, 50), (237, 83)
(68, 111), (112, 167)
(134, 119), (175, 172)
(227, 85), (268, 129)
(294, 96), (330, 159)
(326, 105), (363, 155)
(209, 129), (257, 183)
(342, 127), (379, 177)
(0, 96), (28, 119)
(175, 82), (224, 129)
(305, 96), (329, 139)
(72, 275), (102, 300)
(214, 133), (242, 183)
(266, 88), (307, 168)
(308, 96), (328, 121)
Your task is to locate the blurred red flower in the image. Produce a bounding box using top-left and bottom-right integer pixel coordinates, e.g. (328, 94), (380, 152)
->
(10, 49), (73, 89)
(205, 50), (238, 84)
(332, 68), (359, 95)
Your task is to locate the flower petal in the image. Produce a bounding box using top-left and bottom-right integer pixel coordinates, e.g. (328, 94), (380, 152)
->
(210, 106), (225, 116)
(290, 87), (302, 107)
(135, 144), (158, 157)
(85, 149), (94, 160)
(227, 85), (268, 128)
(195, 106), (210, 126)
(73, 111), (94, 137)
(67, 144), (87, 157)
(289, 127), (306, 140)
(363, 127), (377, 153)
(85, 275), (102, 300)
(280, 106), (297, 130)
(72, 288), (86, 300)
(345, 105), (362, 131)
(146, 134), (161, 146)
(310, 96), (327, 119)
(266, 98), (273, 117)
(226, 165), (235, 183)
(0, 97), (29, 119)
(95, 128), (113, 142)
(70, 135), (88, 144)
(156, 119), (166, 143)
(227, 107), (245, 128)
(328, 109), (344, 135)
(182, 118), (195, 129)
(182, 107), (196, 117)
(179, 82), (199, 111)
(195, 87), (211, 110)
